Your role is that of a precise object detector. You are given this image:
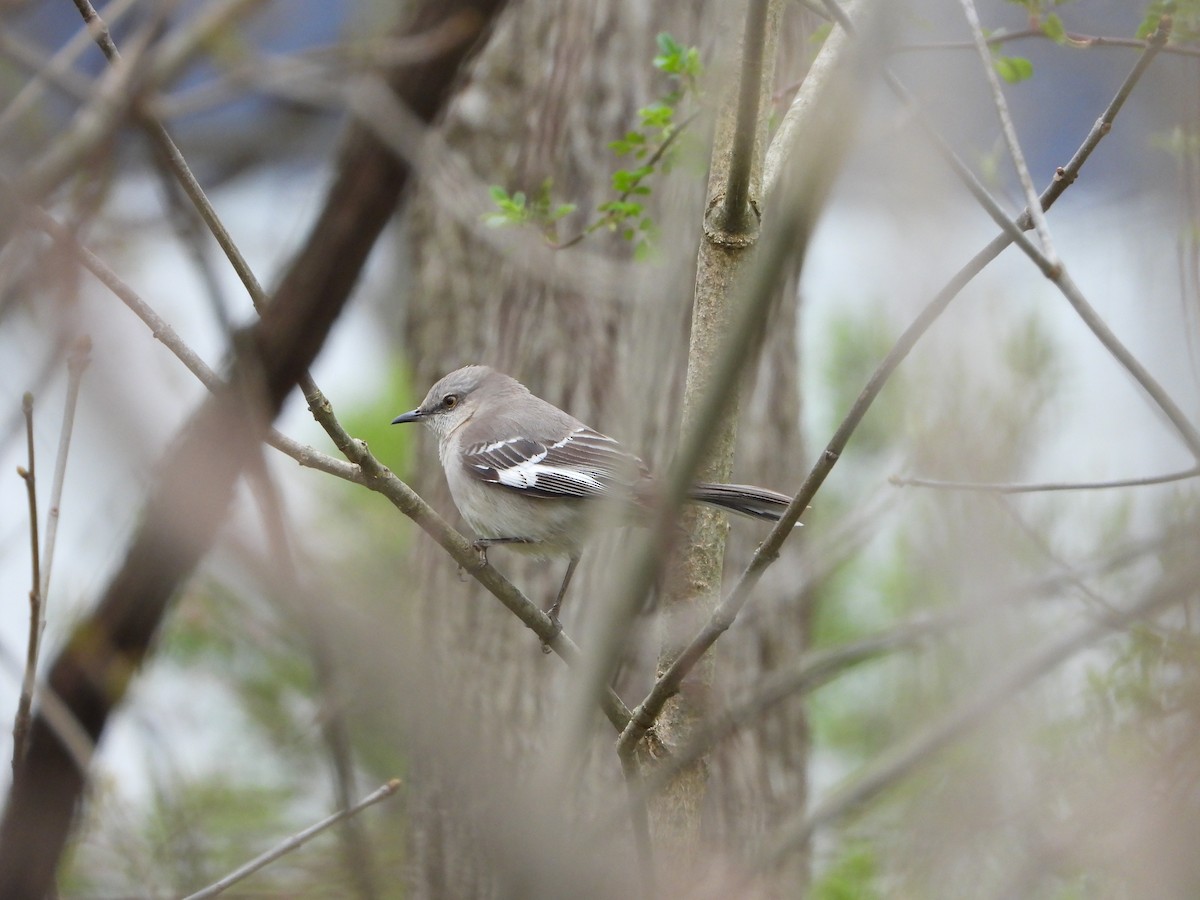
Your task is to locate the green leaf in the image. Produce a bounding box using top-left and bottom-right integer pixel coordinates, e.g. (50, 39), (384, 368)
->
(1135, 2), (1173, 40)
(1041, 12), (1066, 42)
(993, 54), (1034, 83)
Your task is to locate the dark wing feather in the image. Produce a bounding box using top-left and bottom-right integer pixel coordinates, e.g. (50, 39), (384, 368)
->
(462, 427), (648, 500)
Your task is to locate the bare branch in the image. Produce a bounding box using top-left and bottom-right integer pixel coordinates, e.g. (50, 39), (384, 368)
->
(891, 467), (1200, 493)
(11, 393), (41, 769)
(40, 337), (91, 604)
(181, 779), (402, 900)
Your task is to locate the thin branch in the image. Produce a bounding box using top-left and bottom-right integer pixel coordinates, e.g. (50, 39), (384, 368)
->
(182, 779), (402, 900)
(897, 29), (1200, 59)
(0, 26), (95, 117)
(891, 466), (1200, 493)
(553, 110), (702, 251)
(711, 0), (770, 238)
(40, 336), (91, 603)
(754, 563), (1195, 874)
(959, 0), (1056, 261)
(619, 12), (1170, 759)
(0, 638), (92, 775)
(633, 619), (949, 803)
(11, 394), (41, 769)
(300, 384), (635, 731)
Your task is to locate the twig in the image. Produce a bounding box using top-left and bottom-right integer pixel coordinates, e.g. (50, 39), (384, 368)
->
(40, 337), (91, 603)
(891, 466), (1200, 493)
(0, 637), (92, 774)
(634, 619), (949, 803)
(753, 563), (1194, 874)
(553, 110), (702, 251)
(181, 779), (402, 900)
(897, 30), (1200, 59)
(959, 0), (1056, 261)
(12, 394), (41, 769)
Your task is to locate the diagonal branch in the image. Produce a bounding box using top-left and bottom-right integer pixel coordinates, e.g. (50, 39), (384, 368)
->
(959, 0), (1056, 260)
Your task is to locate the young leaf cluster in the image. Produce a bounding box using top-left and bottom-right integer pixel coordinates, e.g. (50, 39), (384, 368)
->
(484, 32), (703, 259)
(483, 181), (577, 237)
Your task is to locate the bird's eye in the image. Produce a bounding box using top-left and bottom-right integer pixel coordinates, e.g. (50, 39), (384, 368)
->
(442, 394), (459, 409)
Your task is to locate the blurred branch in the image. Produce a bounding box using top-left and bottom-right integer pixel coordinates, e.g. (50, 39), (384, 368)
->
(897, 28), (1200, 58)
(12, 22), (154, 205)
(0, 639), (92, 775)
(619, 754), (656, 896)
(241, 454), (378, 900)
(0, 2), (510, 893)
(891, 467), (1200, 493)
(959, 0), (1056, 260)
(40, 336), (91, 604)
(345, 75), (638, 302)
(637, 618), (948, 802)
(70, 0), (272, 315)
(11, 393), (41, 770)
(182, 779), (402, 900)
(755, 559), (1198, 875)
(0, 27), (95, 116)
(153, 20), (490, 119)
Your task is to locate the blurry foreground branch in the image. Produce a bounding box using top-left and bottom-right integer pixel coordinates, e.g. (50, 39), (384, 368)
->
(0, 2), (508, 895)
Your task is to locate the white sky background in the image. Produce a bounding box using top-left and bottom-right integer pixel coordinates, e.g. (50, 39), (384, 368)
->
(0, 0), (1196, 821)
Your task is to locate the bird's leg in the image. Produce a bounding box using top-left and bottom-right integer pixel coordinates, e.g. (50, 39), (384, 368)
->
(471, 536), (535, 566)
(535, 554), (578, 653)
(547, 554), (581, 623)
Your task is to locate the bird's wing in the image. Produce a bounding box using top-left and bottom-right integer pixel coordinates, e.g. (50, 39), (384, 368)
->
(460, 426), (649, 500)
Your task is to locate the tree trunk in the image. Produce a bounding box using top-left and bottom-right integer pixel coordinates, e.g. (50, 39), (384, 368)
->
(393, 1), (816, 892)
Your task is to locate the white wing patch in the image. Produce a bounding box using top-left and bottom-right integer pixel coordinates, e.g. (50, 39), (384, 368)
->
(463, 428), (646, 500)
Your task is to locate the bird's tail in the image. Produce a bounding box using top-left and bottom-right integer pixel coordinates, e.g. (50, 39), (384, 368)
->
(688, 482), (800, 524)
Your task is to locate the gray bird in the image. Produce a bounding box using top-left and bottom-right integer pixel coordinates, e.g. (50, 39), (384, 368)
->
(392, 365), (796, 622)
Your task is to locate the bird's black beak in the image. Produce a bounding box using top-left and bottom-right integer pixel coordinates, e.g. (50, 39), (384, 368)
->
(391, 408), (423, 425)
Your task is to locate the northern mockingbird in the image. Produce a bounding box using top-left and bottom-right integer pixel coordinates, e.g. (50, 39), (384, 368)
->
(392, 365), (796, 621)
